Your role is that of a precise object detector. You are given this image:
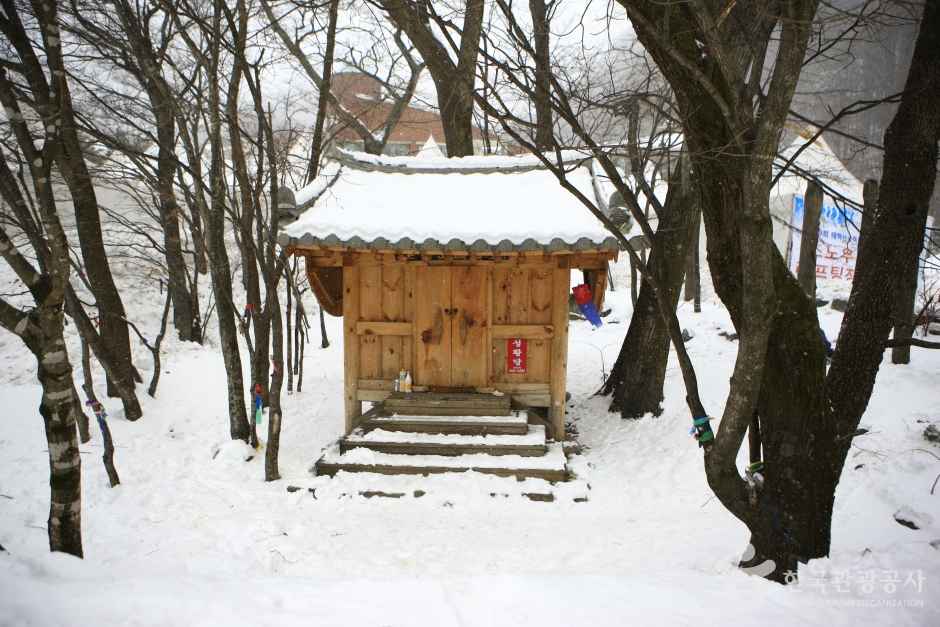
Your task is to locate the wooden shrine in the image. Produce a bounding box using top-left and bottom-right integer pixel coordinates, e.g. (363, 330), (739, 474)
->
(278, 150), (619, 442)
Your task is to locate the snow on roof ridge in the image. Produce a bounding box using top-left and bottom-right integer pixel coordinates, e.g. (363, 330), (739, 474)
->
(329, 146), (592, 174)
(415, 136), (444, 160)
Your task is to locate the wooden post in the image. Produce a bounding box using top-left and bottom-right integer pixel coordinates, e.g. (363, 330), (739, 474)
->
(550, 264), (570, 441)
(592, 267), (608, 312)
(798, 181), (823, 298)
(342, 264), (361, 433)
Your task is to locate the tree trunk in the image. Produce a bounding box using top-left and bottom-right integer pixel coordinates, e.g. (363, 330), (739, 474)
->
(826, 0), (940, 502)
(249, 312), (270, 440)
(265, 287), (285, 481)
(319, 306), (329, 349)
(96, 410), (120, 488)
(378, 0), (482, 157)
(189, 199), (208, 276)
(684, 210), (701, 311)
(155, 108), (197, 342)
(629, 254), (639, 308)
(528, 0), (553, 149)
(206, 1), (250, 442)
(436, 76), (477, 157)
(147, 291), (172, 397)
(224, 11), (264, 437)
(110, 0), (197, 343)
(621, 0), (832, 580)
(695, 155), (833, 577)
(891, 261), (919, 364)
(35, 314), (83, 557)
(307, 0), (339, 182)
(286, 270), (293, 394)
(797, 181), (823, 298)
(65, 288), (143, 421)
(603, 160), (699, 417)
(207, 166), (250, 442)
(54, 85), (138, 398)
(74, 342), (92, 444)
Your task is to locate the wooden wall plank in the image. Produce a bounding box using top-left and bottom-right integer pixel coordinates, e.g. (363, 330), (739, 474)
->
(526, 266), (553, 383)
(403, 266), (416, 375)
(355, 321), (412, 336)
(342, 265), (361, 433)
(357, 390), (391, 402)
(414, 266), (452, 387)
(489, 266), (554, 386)
(490, 267), (511, 383)
(491, 324), (554, 339)
(451, 266), (488, 387)
(381, 264), (404, 379)
(485, 267), (493, 387)
(505, 269), (532, 383)
(508, 267), (530, 324)
(492, 382), (550, 394)
(358, 265), (383, 380)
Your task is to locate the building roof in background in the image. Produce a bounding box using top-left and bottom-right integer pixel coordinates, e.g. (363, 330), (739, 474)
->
(278, 149), (619, 255)
(773, 134), (864, 204)
(329, 73), (484, 147)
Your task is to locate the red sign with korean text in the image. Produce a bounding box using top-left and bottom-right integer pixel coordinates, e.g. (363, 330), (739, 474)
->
(507, 338), (528, 374)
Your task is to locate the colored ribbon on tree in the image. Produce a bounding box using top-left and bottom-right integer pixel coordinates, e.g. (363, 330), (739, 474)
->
(253, 383), (263, 425)
(85, 399), (107, 428)
(690, 415), (714, 446)
(572, 283), (602, 327)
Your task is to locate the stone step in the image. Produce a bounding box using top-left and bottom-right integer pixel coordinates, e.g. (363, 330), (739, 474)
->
(314, 442), (568, 482)
(342, 425), (548, 457)
(382, 391), (511, 417)
(294, 471), (590, 503)
(361, 412), (528, 436)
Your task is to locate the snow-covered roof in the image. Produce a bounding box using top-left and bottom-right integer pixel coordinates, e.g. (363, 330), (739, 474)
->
(771, 135), (864, 208)
(278, 149), (620, 255)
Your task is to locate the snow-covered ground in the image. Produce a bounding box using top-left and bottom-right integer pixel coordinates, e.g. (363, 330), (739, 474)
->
(0, 258), (938, 627)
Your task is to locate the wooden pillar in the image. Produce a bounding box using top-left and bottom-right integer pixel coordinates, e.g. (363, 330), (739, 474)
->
(342, 263), (361, 433)
(550, 264), (570, 441)
(798, 181), (824, 298)
(591, 267), (608, 312)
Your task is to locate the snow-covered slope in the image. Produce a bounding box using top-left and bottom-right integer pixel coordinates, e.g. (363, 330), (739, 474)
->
(0, 258), (938, 627)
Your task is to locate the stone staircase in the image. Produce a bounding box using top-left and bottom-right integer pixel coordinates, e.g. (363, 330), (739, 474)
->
(311, 392), (580, 500)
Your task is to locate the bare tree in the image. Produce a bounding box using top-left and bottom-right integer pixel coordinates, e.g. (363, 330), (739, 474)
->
(64, 0), (202, 343)
(7, 3), (140, 403)
(170, 0), (251, 442)
(373, 0), (484, 156)
(527, 0), (553, 149)
(260, 0), (423, 156)
(467, 0), (938, 582)
(608, 0), (940, 581)
(603, 151), (700, 418)
(0, 0), (90, 557)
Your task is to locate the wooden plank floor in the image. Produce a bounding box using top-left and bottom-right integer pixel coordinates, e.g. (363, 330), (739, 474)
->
(383, 391), (511, 417)
(360, 412), (528, 436)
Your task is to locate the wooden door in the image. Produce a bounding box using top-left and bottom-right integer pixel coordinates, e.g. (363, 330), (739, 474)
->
(451, 266), (488, 387)
(415, 266), (452, 387)
(414, 266), (488, 389)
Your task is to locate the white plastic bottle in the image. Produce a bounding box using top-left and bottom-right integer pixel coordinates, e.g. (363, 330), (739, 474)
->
(404, 371), (412, 393)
